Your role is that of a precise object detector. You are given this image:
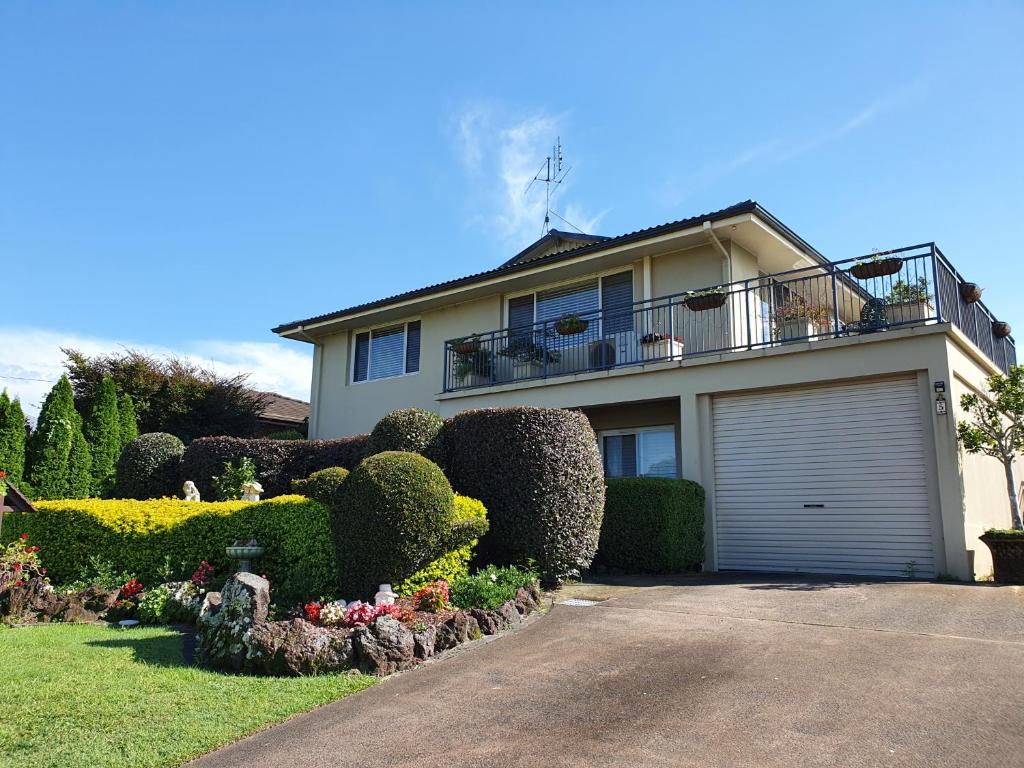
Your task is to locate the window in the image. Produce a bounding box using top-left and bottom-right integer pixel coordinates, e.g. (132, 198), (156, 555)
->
(352, 320), (420, 382)
(600, 426), (678, 478)
(506, 270), (633, 332)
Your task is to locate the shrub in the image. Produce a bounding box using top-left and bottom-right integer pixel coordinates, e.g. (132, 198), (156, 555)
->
(449, 564), (539, 611)
(66, 427), (93, 500)
(596, 478), (705, 572)
(266, 429), (304, 441)
(394, 494), (487, 595)
(83, 375), (122, 496)
(291, 467), (349, 505)
(114, 433), (185, 500)
(26, 375), (86, 500)
(0, 390), (26, 487)
(331, 452), (486, 599)
(212, 456), (257, 501)
(367, 408), (443, 460)
(180, 434), (369, 500)
(1, 495), (334, 607)
(442, 407), (605, 584)
(118, 393), (139, 451)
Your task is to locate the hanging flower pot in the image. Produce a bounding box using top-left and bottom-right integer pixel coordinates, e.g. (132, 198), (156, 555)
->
(992, 321), (1012, 339)
(451, 336), (482, 355)
(959, 282), (983, 304)
(554, 314), (589, 336)
(683, 290), (728, 312)
(850, 256), (903, 280)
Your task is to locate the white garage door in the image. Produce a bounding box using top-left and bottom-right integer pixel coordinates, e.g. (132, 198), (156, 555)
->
(712, 376), (936, 578)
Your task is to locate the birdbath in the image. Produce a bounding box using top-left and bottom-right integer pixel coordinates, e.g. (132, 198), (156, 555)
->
(226, 539), (265, 574)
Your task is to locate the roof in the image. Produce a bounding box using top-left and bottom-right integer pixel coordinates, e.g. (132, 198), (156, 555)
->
(256, 391), (309, 424)
(500, 229), (610, 267)
(273, 200), (824, 335)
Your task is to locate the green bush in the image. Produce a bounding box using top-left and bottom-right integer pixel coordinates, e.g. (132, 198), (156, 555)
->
(114, 433), (184, 500)
(367, 407), (443, 460)
(442, 407), (605, 584)
(449, 564), (539, 610)
(26, 375), (88, 500)
(83, 375), (122, 497)
(331, 451), (486, 599)
(266, 429), (304, 441)
(66, 429), (93, 500)
(596, 478), (705, 572)
(395, 494), (487, 595)
(118, 393), (139, 451)
(0, 495), (334, 607)
(212, 456), (256, 501)
(0, 390), (26, 487)
(291, 467), (349, 505)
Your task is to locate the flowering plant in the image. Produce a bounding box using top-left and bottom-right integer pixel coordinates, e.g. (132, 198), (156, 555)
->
(0, 470), (7, 500)
(303, 601), (321, 624)
(342, 600), (378, 627)
(319, 601), (346, 627)
(0, 534), (46, 592)
(190, 560), (214, 587)
(120, 578), (144, 600)
(412, 580), (449, 613)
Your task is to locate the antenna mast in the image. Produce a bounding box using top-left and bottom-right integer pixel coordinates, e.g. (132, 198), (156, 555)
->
(524, 137), (571, 236)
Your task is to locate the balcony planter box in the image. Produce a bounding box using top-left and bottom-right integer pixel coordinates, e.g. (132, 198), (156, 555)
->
(885, 301), (933, 325)
(684, 292), (727, 312)
(850, 257), (903, 280)
(512, 359), (545, 380)
(776, 318), (818, 343)
(993, 321), (1012, 339)
(979, 531), (1024, 585)
(641, 338), (684, 360)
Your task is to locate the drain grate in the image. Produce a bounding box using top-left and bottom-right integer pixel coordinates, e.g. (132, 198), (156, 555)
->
(560, 598), (600, 607)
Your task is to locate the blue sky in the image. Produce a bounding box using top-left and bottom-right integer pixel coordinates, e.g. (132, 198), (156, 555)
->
(2, 2), (1022, 414)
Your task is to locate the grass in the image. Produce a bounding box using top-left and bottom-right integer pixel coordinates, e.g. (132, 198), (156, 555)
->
(0, 623), (377, 768)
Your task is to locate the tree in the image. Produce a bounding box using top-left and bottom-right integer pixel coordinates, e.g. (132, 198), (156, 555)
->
(66, 428), (93, 499)
(27, 375), (87, 500)
(83, 375), (121, 496)
(63, 348), (266, 442)
(0, 390), (27, 487)
(957, 364), (1024, 531)
(119, 392), (139, 450)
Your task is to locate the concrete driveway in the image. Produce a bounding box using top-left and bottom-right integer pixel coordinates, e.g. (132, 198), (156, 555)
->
(189, 576), (1024, 768)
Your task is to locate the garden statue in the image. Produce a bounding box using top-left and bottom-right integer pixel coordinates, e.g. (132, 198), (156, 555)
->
(374, 583), (397, 606)
(182, 480), (201, 502)
(241, 480), (263, 502)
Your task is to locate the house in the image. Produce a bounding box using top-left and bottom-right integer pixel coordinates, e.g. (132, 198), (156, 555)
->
(273, 200), (1018, 582)
(253, 391), (310, 437)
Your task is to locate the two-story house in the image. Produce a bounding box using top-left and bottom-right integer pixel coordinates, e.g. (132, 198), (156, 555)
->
(274, 200), (1018, 582)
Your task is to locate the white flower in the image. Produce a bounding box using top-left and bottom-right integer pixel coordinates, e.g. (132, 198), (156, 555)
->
(489, 574), (498, 583)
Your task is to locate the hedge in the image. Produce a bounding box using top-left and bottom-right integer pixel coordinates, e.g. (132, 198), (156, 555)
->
(115, 432), (185, 500)
(179, 434), (369, 500)
(442, 407), (605, 584)
(394, 494), (487, 596)
(596, 477), (705, 572)
(0, 495), (334, 607)
(367, 407), (443, 460)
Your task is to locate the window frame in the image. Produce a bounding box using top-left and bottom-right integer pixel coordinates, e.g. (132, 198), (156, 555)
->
(502, 266), (637, 331)
(597, 424), (679, 478)
(350, 318), (422, 384)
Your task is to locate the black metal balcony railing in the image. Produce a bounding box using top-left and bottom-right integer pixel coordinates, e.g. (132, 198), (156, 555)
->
(442, 244), (1015, 392)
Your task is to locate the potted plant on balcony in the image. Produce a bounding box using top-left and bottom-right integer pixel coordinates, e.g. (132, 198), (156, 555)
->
(850, 250), (903, 280)
(772, 299), (831, 342)
(883, 277), (934, 325)
(450, 334), (482, 355)
(683, 287), (728, 312)
(554, 313), (589, 336)
(993, 321), (1013, 339)
(640, 331), (684, 360)
(959, 282), (984, 304)
(957, 364), (1024, 584)
(453, 347), (492, 387)
(499, 337), (559, 379)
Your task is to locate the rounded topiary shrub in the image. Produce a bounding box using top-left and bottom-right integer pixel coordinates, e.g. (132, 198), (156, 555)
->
(441, 407), (605, 585)
(114, 432), (185, 500)
(291, 466), (349, 505)
(331, 451), (485, 599)
(394, 494), (488, 595)
(367, 407), (444, 461)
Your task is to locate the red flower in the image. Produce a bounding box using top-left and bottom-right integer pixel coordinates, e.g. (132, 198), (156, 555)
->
(12, 562), (22, 572)
(0, 470), (7, 478)
(19, 533), (28, 541)
(120, 578), (144, 599)
(303, 601), (321, 624)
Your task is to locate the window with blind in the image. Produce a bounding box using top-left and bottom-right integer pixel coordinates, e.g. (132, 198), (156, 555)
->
(506, 270), (633, 332)
(352, 320), (421, 382)
(601, 426), (678, 478)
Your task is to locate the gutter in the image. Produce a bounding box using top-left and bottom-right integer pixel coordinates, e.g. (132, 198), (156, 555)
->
(703, 221), (733, 285)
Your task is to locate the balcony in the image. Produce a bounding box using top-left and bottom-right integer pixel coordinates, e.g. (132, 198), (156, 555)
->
(442, 244), (1016, 392)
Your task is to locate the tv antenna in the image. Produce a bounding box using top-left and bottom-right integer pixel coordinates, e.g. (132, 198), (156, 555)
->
(524, 136), (574, 236)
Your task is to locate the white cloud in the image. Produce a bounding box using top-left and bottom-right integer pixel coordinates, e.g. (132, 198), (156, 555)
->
(450, 105), (605, 250)
(0, 326), (312, 419)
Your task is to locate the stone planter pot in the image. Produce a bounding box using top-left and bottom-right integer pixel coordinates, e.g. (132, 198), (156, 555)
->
(641, 339), (684, 360)
(512, 359), (544, 380)
(455, 372), (492, 388)
(885, 301), (933, 325)
(776, 318), (817, 343)
(979, 532), (1024, 584)
(850, 257), (902, 280)
(684, 292), (727, 312)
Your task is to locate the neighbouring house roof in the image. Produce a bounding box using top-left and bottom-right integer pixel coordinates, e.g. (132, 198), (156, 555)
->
(272, 200), (825, 335)
(255, 391), (310, 426)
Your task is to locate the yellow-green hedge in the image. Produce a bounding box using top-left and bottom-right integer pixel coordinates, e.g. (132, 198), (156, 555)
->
(394, 494), (487, 596)
(0, 495), (334, 606)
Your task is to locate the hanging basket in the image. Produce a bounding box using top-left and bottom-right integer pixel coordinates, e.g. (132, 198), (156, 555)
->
(979, 532), (1024, 584)
(452, 339), (482, 355)
(959, 282), (983, 304)
(850, 257), (903, 280)
(554, 318), (589, 336)
(684, 292), (728, 312)
(992, 321), (1012, 339)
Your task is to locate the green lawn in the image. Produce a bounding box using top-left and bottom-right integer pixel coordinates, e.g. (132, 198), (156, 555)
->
(0, 623), (376, 768)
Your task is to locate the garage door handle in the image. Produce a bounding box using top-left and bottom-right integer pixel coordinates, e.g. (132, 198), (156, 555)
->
(803, 504), (825, 508)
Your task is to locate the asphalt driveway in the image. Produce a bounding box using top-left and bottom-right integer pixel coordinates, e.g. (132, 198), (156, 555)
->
(189, 576), (1024, 768)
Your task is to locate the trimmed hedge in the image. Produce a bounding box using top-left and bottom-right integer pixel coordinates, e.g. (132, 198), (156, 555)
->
(0, 496), (334, 607)
(331, 451), (486, 599)
(180, 434), (369, 500)
(442, 407), (605, 584)
(367, 407), (443, 460)
(115, 433), (184, 500)
(394, 494), (487, 596)
(291, 466), (350, 504)
(596, 477), (705, 572)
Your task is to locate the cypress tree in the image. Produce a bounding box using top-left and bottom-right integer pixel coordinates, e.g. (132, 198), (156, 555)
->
(66, 427), (93, 499)
(119, 392), (139, 450)
(0, 392), (27, 487)
(27, 375), (79, 499)
(84, 375), (121, 496)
